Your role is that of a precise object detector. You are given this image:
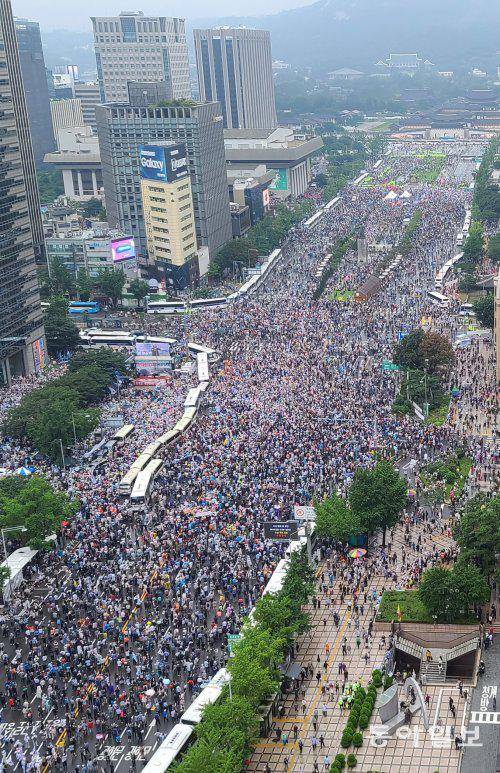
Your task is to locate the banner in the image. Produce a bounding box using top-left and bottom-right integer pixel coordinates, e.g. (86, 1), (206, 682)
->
(264, 521), (299, 541)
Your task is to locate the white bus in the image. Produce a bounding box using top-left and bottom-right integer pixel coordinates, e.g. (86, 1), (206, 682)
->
(118, 451), (155, 496)
(197, 352), (209, 383)
(187, 342), (217, 361)
(180, 669), (230, 726)
(113, 424), (135, 442)
(427, 290), (451, 308)
(141, 724), (194, 772)
(130, 458), (164, 502)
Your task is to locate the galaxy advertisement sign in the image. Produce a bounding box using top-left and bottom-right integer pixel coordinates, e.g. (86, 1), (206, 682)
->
(138, 143), (188, 183)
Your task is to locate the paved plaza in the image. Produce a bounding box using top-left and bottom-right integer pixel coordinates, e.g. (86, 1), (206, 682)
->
(249, 521), (469, 772)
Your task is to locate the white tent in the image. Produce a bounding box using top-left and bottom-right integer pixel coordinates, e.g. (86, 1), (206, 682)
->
(384, 191), (398, 201)
(400, 190), (412, 199)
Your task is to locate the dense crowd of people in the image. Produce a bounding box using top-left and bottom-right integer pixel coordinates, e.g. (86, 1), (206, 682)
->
(0, 140), (497, 772)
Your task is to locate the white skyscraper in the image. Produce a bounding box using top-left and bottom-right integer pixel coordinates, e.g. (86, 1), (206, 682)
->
(92, 11), (190, 104)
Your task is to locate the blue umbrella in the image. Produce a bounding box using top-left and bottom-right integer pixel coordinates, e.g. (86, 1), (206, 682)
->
(16, 466), (34, 476)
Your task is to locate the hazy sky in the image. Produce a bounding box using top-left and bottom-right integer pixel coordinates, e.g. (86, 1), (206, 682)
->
(11, 0), (315, 30)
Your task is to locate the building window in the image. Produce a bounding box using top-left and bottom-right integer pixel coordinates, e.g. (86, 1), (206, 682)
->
(225, 38), (239, 128)
(200, 39), (213, 102)
(212, 37), (227, 127)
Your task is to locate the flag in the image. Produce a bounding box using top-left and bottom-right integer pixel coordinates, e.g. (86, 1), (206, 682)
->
(397, 604), (402, 622)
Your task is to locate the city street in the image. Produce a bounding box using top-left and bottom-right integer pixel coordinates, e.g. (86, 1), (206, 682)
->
(0, 139), (497, 773)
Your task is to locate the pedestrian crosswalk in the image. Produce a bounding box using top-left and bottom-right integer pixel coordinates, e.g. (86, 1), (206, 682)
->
(469, 711), (500, 724)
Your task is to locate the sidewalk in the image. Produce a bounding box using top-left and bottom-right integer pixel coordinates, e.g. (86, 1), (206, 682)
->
(248, 518), (465, 772)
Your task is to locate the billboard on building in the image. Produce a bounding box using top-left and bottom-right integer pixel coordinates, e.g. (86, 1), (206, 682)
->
(270, 168), (288, 191)
(138, 143), (189, 183)
(111, 236), (136, 263)
(135, 341), (170, 358)
(32, 337), (47, 373)
(262, 188), (270, 207)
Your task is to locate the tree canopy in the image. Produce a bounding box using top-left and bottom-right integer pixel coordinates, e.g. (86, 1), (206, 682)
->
(393, 328), (454, 374)
(43, 298), (82, 356)
(473, 294), (494, 328)
(0, 476), (77, 549)
(419, 564), (489, 622)
(453, 494), (500, 578)
(315, 491), (360, 542)
(349, 461), (407, 545)
(94, 267), (126, 307)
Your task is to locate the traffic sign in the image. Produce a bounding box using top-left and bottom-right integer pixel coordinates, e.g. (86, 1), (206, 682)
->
(294, 505), (316, 521)
(381, 360), (400, 372)
(227, 633), (242, 655)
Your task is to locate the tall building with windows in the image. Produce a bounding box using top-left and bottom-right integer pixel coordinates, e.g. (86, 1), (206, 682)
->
(193, 27), (277, 130)
(139, 143), (199, 288)
(0, 0), (46, 385)
(96, 99), (232, 260)
(91, 11), (190, 104)
(14, 17), (55, 166)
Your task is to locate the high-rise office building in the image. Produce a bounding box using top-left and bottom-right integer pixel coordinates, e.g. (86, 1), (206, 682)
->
(96, 99), (232, 259)
(139, 143), (198, 289)
(91, 11), (190, 104)
(14, 17), (55, 167)
(50, 98), (85, 148)
(0, 0), (46, 385)
(73, 82), (101, 132)
(193, 27), (277, 130)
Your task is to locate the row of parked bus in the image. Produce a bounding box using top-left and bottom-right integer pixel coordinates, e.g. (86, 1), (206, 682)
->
(142, 518), (318, 771)
(146, 249), (284, 315)
(79, 329), (175, 352)
(119, 347), (212, 500)
(456, 209), (471, 248)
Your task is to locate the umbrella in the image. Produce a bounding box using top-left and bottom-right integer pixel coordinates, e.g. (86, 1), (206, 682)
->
(16, 466), (34, 476)
(349, 548), (367, 559)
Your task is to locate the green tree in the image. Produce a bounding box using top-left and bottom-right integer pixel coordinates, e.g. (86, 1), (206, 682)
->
(128, 278), (150, 309)
(419, 332), (454, 375)
(452, 564), (490, 611)
(46, 256), (76, 297)
(314, 173), (328, 187)
(81, 197), (106, 219)
(0, 565), (11, 586)
(198, 696), (258, 760)
(26, 399), (99, 461)
(2, 385), (80, 439)
(393, 329), (425, 371)
(76, 268), (94, 301)
(252, 592), (309, 649)
(59, 365), (112, 405)
(0, 476), (76, 549)
(454, 494), (500, 577)
(173, 736), (241, 773)
(419, 564), (489, 622)
(68, 349), (129, 377)
(473, 294), (494, 328)
(419, 566), (456, 621)
(462, 222), (484, 266)
(228, 626), (283, 707)
(487, 233), (500, 263)
(349, 461), (407, 545)
(36, 168), (64, 204)
(315, 491), (360, 541)
(95, 267), (126, 307)
(44, 314), (81, 356)
(393, 329), (454, 375)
